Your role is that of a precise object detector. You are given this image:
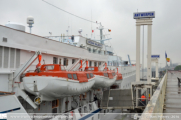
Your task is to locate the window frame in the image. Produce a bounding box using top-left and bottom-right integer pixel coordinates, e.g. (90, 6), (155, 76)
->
(45, 65), (54, 70)
(90, 73), (94, 78)
(53, 57), (58, 64)
(67, 74), (72, 79)
(73, 74), (77, 80)
(86, 73), (90, 79)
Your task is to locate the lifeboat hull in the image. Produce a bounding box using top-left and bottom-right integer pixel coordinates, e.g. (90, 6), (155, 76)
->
(92, 75), (117, 89)
(23, 76), (95, 98)
(114, 80), (122, 85)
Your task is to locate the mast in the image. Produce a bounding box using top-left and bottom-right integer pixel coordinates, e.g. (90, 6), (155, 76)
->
(99, 23), (104, 44)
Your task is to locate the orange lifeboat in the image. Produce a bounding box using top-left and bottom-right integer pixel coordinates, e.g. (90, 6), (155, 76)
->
(23, 64), (95, 98)
(85, 66), (117, 89)
(114, 73), (123, 85)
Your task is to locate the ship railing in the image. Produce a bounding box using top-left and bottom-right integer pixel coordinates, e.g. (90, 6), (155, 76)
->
(139, 71), (168, 120)
(74, 60), (86, 71)
(68, 59), (80, 71)
(98, 62), (106, 71)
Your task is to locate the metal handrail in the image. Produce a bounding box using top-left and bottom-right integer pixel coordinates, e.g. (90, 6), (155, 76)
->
(140, 71), (168, 120)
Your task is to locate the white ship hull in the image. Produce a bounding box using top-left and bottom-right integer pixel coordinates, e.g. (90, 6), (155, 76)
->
(23, 76), (95, 99)
(0, 23), (137, 120)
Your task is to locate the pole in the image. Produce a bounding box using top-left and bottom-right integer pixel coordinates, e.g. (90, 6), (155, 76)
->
(136, 24), (141, 82)
(30, 27), (31, 34)
(147, 24), (152, 83)
(91, 9), (92, 39)
(156, 59), (158, 78)
(142, 25), (144, 79)
(29, 24), (33, 34)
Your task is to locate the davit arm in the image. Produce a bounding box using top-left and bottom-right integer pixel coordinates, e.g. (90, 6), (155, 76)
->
(13, 51), (41, 109)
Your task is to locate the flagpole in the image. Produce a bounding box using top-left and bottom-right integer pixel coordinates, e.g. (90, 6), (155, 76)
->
(165, 51), (167, 71)
(166, 58), (167, 70)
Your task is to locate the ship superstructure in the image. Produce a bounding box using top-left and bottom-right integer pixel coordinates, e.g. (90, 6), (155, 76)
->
(0, 21), (136, 120)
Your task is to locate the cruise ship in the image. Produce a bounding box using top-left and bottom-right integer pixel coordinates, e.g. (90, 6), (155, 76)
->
(0, 18), (136, 120)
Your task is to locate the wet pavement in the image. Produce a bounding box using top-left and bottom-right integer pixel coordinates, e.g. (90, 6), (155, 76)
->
(113, 114), (135, 120)
(164, 71), (181, 113)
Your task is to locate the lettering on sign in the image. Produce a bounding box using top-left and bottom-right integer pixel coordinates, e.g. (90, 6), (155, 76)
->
(86, 39), (102, 48)
(133, 11), (155, 19)
(151, 55), (160, 58)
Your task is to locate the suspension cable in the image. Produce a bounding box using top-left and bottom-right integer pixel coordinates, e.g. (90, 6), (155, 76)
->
(42, 0), (100, 24)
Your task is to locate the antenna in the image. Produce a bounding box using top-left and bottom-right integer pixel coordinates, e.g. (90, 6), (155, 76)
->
(91, 9), (92, 39)
(27, 16), (34, 33)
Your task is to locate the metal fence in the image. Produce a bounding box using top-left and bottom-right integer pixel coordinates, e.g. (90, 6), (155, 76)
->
(140, 71), (167, 120)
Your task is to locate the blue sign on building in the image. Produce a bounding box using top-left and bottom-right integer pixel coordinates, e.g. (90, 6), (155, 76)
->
(151, 55), (160, 58)
(133, 11), (155, 19)
(86, 39), (102, 48)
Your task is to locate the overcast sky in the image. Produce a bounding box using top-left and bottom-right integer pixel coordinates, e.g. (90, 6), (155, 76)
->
(0, 0), (181, 68)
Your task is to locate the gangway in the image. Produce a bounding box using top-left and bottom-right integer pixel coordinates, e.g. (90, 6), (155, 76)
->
(100, 81), (156, 111)
(100, 89), (134, 109)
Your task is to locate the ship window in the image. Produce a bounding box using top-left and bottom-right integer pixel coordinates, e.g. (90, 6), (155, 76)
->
(94, 62), (97, 67)
(16, 49), (20, 68)
(61, 65), (65, 71)
(93, 49), (96, 53)
(59, 59), (62, 65)
(86, 73), (90, 79)
(90, 73), (94, 78)
(89, 61), (92, 66)
(73, 74), (77, 80)
(88, 68), (94, 71)
(64, 58), (68, 66)
(10, 48), (15, 68)
(53, 57), (58, 64)
(99, 62), (101, 65)
(87, 47), (91, 53)
(72, 59), (75, 64)
(68, 74), (72, 79)
(45, 65), (54, 70)
(98, 50), (101, 54)
(4, 47), (9, 68)
(3, 37), (7, 42)
(52, 100), (59, 108)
